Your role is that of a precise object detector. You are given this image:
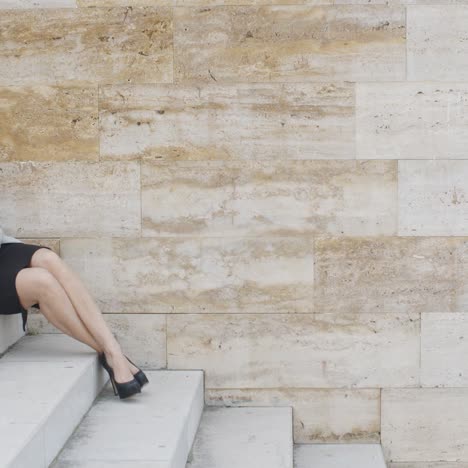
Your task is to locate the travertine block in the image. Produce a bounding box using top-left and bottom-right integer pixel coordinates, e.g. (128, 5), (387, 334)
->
(314, 236), (464, 314)
(398, 160), (468, 236)
(99, 82), (355, 161)
(0, 161), (140, 237)
(167, 313), (420, 388)
(174, 6), (406, 83)
(27, 313), (166, 368)
(12, 238), (60, 252)
(0, 86), (98, 162)
(421, 313), (468, 387)
(356, 83), (468, 160)
(75, 0), (170, 7)
(390, 464), (468, 468)
(142, 160), (397, 237)
(0, 7), (172, 85)
(0, 0), (76, 7)
(17, 0), (467, 6)
(59, 236), (314, 313)
(206, 388), (380, 443)
(78, 0), (171, 5)
(382, 388), (468, 462)
(407, 6), (468, 81)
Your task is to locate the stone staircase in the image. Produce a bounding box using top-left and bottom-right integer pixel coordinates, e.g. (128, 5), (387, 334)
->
(0, 332), (106, 468)
(0, 323), (388, 468)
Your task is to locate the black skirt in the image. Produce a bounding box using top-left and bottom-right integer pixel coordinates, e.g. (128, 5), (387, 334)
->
(0, 242), (52, 332)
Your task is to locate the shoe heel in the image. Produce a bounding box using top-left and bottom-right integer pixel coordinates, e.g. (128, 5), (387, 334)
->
(108, 372), (118, 396)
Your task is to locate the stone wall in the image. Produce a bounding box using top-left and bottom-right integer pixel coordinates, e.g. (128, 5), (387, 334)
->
(1, 2), (467, 464)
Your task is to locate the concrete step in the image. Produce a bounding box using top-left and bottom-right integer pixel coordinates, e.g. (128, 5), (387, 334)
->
(50, 370), (204, 468)
(186, 406), (293, 468)
(0, 314), (25, 355)
(0, 333), (107, 468)
(294, 444), (387, 468)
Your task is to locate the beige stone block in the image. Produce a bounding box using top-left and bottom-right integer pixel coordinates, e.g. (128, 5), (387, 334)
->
(27, 313), (166, 368)
(78, 0), (171, 5)
(421, 313), (468, 387)
(0, 0), (454, 9)
(59, 0), (468, 6)
(0, 161), (140, 237)
(405, 0), (468, 3)
(0, 7), (172, 85)
(142, 160), (397, 237)
(356, 83), (468, 160)
(390, 464), (468, 467)
(13, 238), (60, 252)
(0, 0), (76, 6)
(388, 462), (468, 468)
(167, 313), (420, 388)
(382, 388), (468, 462)
(206, 388), (380, 443)
(59, 236), (314, 314)
(174, 6), (405, 83)
(314, 237), (461, 314)
(99, 82), (355, 161)
(0, 86), (98, 162)
(408, 6), (468, 81)
(398, 160), (468, 236)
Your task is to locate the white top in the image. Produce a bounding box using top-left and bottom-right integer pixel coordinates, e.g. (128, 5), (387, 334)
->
(0, 226), (23, 246)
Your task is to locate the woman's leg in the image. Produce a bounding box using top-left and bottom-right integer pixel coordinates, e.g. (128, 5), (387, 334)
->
(19, 248), (138, 383)
(16, 267), (103, 353)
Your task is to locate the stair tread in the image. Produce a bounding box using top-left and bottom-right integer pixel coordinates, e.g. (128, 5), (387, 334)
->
(0, 334), (102, 467)
(186, 406), (293, 468)
(294, 443), (387, 468)
(50, 369), (204, 468)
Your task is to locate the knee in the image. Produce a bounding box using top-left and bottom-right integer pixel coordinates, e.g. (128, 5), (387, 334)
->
(30, 248), (62, 270)
(30, 267), (61, 300)
(15, 266), (61, 310)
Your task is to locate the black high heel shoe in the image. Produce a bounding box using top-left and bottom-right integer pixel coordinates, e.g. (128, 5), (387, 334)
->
(98, 352), (141, 399)
(124, 354), (149, 388)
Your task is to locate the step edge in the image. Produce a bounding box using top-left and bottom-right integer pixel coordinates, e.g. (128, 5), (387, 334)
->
(3, 352), (102, 468)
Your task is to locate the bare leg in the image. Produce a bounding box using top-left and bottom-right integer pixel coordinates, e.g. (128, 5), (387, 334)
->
(16, 267), (103, 353)
(25, 248), (138, 383)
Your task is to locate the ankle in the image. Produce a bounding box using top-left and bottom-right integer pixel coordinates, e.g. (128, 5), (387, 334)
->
(103, 346), (122, 359)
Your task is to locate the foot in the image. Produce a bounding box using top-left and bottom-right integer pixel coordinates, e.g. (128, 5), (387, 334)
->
(125, 356), (141, 376)
(103, 351), (137, 384)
